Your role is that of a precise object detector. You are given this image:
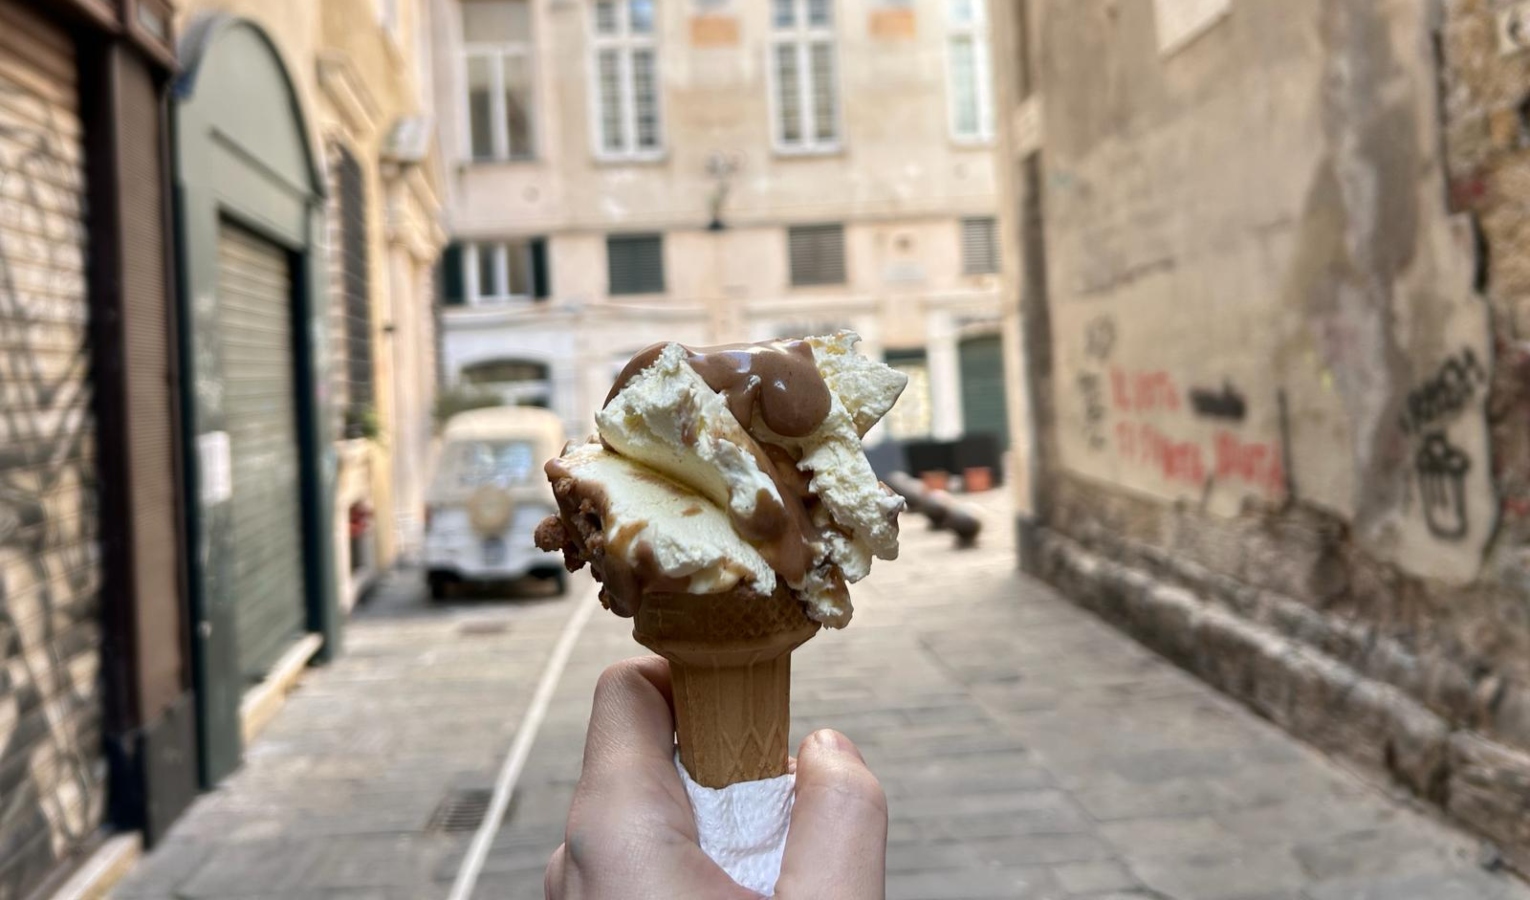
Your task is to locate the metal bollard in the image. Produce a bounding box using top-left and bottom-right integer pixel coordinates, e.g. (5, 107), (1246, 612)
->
(923, 490), (954, 530)
(944, 505), (983, 549)
(885, 471), (928, 516)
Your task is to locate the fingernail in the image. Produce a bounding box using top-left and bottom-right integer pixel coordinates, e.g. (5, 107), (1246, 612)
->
(813, 729), (864, 761)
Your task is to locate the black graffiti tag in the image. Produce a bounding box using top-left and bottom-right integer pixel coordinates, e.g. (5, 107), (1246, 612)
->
(1076, 371), (1108, 451)
(1415, 432), (1471, 541)
(1400, 348), (1486, 436)
(1084, 315), (1116, 362)
(1188, 381), (1248, 423)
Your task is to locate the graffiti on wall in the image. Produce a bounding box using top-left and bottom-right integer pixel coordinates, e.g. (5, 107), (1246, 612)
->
(1399, 347), (1486, 437)
(1188, 382), (1248, 423)
(1068, 314), (1286, 503)
(0, 74), (102, 886)
(1400, 347), (1488, 543)
(1074, 315), (1115, 452)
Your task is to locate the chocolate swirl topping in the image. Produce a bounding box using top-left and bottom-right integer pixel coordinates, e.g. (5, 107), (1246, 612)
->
(607, 338), (833, 438)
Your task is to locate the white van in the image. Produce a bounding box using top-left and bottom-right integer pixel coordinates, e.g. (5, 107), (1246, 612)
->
(423, 407), (568, 598)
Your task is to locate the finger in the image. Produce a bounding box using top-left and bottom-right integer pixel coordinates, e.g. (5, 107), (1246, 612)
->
(580, 656), (677, 787)
(543, 843), (567, 900)
(774, 730), (888, 900)
(565, 656), (696, 853)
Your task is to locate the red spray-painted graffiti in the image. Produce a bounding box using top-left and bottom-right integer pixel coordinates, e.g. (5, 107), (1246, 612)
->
(1115, 422), (1206, 485)
(1111, 421), (1285, 498)
(1110, 368), (1181, 414)
(1213, 431), (1286, 497)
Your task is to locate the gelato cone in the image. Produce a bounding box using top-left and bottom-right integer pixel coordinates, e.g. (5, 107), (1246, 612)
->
(536, 332), (906, 787)
(634, 588), (818, 787)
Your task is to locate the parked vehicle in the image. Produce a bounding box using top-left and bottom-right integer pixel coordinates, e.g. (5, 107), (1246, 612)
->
(424, 407), (568, 599)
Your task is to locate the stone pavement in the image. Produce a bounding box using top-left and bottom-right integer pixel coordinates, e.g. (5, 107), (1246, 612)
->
(114, 493), (1530, 900)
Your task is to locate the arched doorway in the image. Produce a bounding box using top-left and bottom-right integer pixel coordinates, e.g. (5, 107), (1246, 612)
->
(175, 15), (337, 785)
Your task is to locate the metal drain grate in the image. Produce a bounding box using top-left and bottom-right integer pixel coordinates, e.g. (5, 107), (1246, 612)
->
(426, 788), (493, 833)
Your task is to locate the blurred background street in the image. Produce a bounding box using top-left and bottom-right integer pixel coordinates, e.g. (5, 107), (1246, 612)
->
(113, 494), (1528, 899)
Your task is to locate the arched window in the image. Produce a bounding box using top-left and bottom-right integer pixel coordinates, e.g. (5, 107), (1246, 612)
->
(460, 359), (550, 385)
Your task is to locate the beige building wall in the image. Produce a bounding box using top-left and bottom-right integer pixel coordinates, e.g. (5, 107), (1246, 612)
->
(177, 0), (447, 605)
(430, 0), (1004, 445)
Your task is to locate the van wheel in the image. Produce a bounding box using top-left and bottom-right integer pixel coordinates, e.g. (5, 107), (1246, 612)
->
(427, 572), (453, 601)
(553, 568), (568, 596)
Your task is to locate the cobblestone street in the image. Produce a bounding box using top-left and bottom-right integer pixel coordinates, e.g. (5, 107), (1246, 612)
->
(115, 495), (1530, 900)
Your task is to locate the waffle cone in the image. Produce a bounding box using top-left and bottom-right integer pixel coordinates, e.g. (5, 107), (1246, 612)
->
(633, 588), (820, 788)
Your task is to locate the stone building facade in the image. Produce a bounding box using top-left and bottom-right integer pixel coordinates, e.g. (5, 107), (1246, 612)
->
(426, 0), (1008, 451)
(996, 0), (1530, 869)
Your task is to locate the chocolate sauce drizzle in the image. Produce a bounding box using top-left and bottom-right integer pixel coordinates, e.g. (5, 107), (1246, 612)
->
(607, 339), (832, 438)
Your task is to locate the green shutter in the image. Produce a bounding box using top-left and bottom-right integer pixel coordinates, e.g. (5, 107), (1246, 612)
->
(959, 335), (1009, 451)
(217, 222), (308, 682)
(531, 238), (550, 299)
(442, 242), (466, 305)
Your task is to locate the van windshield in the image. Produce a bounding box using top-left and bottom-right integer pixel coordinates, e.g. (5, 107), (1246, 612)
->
(444, 440), (538, 488)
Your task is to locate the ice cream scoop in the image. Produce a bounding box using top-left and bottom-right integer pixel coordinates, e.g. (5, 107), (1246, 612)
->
(535, 332), (906, 786)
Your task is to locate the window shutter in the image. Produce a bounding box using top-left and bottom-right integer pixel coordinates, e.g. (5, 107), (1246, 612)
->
(961, 216), (998, 275)
(338, 146), (374, 409)
(607, 234), (665, 295)
(441, 243), (466, 305)
(531, 238), (550, 299)
(788, 224), (847, 286)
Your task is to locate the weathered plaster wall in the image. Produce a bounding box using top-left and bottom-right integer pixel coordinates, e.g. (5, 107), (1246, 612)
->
(1021, 0), (1530, 868)
(1438, 0), (1530, 604)
(1043, 0), (1495, 583)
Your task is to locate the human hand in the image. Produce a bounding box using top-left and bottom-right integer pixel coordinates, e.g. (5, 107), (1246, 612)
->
(545, 656), (889, 900)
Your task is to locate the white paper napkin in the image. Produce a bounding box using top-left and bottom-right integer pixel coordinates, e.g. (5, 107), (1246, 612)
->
(676, 755), (795, 896)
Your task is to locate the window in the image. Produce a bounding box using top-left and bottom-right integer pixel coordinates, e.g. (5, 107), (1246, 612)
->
(607, 234), (666, 295)
(946, 0), (992, 142)
(463, 0), (536, 161)
(961, 217), (999, 275)
(770, 0), (839, 153)
(591, 0), (663, 159)
(460, 239), (549, 304)
(788, 224), (846, 287)
(884, 349), (932, 439)
(462, 359), (551, 384)
(337, 146), (375, 423)
(446, 440), (539, 487)
(441, 243), (467, 305)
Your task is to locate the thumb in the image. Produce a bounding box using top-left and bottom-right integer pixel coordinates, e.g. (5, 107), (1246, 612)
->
(774, 730), (888, 900)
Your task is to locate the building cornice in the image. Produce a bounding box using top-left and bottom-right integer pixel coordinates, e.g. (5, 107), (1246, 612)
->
(317, 52), (383, 142)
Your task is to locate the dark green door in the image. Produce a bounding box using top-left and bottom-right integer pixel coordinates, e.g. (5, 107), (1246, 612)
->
(218, 222), (307, 682)
(959, 334), (1010, 451)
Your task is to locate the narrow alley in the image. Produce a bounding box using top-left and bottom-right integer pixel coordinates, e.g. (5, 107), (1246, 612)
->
(113, 495), (1529, 900)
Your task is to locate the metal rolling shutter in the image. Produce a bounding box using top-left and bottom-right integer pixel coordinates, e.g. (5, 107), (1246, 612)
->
(217, 222), (306, 682)
(959, 334), (1010, 450)
(0, 2), (106, 894)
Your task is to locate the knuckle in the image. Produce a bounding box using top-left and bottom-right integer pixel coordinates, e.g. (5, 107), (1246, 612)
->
(591, 660), (638, 704)
(543, 844), (566, 899)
